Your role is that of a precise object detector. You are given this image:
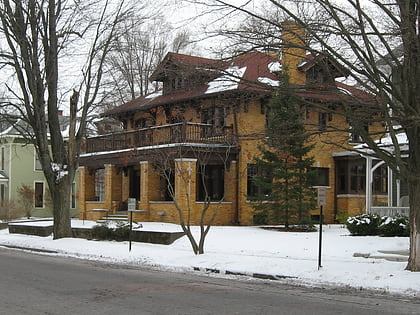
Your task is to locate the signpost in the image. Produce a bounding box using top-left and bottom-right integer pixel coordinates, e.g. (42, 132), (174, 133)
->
(127, 198), (146, 252)
(317, 187), (326, 270)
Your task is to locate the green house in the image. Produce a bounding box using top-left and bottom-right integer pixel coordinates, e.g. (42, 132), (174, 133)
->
(0, 118), (78, 219)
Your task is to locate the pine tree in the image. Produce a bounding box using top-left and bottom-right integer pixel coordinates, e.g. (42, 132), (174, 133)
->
(251, 82), (317, 227)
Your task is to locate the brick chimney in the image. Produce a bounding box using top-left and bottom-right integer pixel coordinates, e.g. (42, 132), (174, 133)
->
(281, 21), (306, 85)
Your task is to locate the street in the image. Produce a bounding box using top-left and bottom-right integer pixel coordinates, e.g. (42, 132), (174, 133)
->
(0, 247), (418, 315)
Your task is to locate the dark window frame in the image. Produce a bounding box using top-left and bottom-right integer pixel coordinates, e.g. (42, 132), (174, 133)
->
(310, 167), (330, 187)
(34, 181), (44, 208)
(197, 164), (224, 201)
(247, 164), (272, 198)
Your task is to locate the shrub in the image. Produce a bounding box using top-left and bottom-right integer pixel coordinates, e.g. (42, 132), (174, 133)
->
(378, 215), (410, 237)
(346, 213), (382, 236)
(91, 222), (113, 240)
(113, 221), (131, 241)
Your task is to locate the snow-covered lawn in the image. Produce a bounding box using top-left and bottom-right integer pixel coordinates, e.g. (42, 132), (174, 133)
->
(1, 220), (419, 296)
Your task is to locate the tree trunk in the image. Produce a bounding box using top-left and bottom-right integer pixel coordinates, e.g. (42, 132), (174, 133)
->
(407, 185), (420, 271)
(406, 125), (420, 271)
(51, 180), (72, 239)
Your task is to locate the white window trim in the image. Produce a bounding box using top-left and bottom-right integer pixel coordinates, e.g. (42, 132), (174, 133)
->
(34, 148), (43, 171)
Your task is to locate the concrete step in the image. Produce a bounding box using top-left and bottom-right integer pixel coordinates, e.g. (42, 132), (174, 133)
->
(96, 213), (129, 224)
(353, 250), (408, 262)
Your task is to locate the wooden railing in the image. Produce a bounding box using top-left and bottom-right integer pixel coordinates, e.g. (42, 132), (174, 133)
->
(85, 122), (236, 153)
(368, 206), (410, 217)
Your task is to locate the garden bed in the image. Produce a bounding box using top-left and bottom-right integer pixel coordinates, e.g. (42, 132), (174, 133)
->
(8, 220), (185, 245)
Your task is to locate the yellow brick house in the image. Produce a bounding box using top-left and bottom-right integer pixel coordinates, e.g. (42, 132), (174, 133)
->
(78, 35), (386, 225)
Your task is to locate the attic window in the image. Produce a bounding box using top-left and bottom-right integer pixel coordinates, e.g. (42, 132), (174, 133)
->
(319, 112), (327, 131)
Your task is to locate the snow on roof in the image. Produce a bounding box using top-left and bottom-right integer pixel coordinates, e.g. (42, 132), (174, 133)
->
(0, 171), (8, 183)
(145, 90), (163, 99)
(268, 61), (282, 73)
(353, 131), (408, 154)
(0, 123), (16, 136)
(205, 66), (247, 94)
(258, 77), (280, 87)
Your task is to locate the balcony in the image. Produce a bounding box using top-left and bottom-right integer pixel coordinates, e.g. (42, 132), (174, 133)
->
(85, 122), (236, 153)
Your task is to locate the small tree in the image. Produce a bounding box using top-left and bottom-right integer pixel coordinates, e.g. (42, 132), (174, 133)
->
(17, 184), (35, 218)
(251, 80), (316, 227)
(152, 141), (233, 255)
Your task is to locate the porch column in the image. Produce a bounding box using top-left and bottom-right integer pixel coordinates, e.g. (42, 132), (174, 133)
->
(388, 166), (393, 207)
(365, 156), (372, 213)
(225, 160), (238, 224)
(122, 168), (130, 204)
(77, 166), (89, 220)
(174, 158), (197, 214)
(104, 164), (122, 213)
(139, 161), (150, 210)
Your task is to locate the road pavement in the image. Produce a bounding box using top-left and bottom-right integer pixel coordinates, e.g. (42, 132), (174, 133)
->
(0, 247), (418, 315)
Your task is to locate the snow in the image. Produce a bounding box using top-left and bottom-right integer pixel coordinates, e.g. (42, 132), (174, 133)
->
(268, 61), (282, 73)
(145, 90), (163, 99)
(205, 66), (247, 94)
(1, 220), (419, 297)
(258, 77), (280, 87)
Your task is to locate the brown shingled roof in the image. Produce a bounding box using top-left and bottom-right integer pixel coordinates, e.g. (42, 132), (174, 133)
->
(104, 51), (373, 118)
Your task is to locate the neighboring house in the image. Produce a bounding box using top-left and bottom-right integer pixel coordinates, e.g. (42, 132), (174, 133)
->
(351, 44), (410, 218)
(0, 117), (79, 218)
(78, 26), (388, 225)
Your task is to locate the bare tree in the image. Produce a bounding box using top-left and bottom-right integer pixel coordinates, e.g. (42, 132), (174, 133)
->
(101, 15), (194, 109)
(192, 0), (420, 270)
(0, 0), (133, 238)
(151, 137), (234, 254)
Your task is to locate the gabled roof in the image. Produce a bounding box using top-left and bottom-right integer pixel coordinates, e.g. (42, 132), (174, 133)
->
(105, 51), (280, 117)
(298, 53), (350, 78)
(0, 116), (77, 138)
(150, 52), (228, 81)
(105, 51), (372, 118)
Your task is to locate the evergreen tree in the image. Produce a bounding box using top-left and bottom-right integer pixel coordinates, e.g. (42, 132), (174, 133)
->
(251, 82), (316, 227)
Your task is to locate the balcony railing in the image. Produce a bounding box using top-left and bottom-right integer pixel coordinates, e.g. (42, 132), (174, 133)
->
(85, 122), (236, 153)
(368, 206), (410, 217)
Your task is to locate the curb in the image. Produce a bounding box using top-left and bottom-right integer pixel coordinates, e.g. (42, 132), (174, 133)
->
(0, 244), (59, 254)
(193, 266), (297, 281)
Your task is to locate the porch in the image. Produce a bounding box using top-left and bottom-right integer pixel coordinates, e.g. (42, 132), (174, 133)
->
(85, 122), (235, 154)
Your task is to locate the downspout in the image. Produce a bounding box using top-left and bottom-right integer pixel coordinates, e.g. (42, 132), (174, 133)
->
(233, 107), (240, 225)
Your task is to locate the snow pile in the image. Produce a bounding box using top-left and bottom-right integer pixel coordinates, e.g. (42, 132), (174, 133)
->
(0, 221), (419, 296)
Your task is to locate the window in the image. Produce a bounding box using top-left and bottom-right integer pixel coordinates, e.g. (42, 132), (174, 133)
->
(197, 165), (224, 201)
(350, 164), (365, 192)
(349, 122), (368, 143)
(71, 182), (76, 208)
(247, 164), (271, 198)
(336, 158), (366, 194)
(0, 184), (5, 206)
(311, 167), (329, 187)
(319, 112), (327, 131)
(34, 182), (44, 208)
(1, 147), (4, 171)
(94, 169), (105, 202)
(161, 169), (175, 201)
(373, 164), (387, 194)
(34, 150), (42, 171)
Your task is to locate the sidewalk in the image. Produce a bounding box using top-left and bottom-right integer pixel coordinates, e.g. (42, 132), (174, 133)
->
(0, 220), (418, 296)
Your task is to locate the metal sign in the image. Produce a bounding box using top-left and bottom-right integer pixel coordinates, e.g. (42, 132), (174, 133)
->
(128, 198), (136, 211)
(317, 187), (327, 206)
